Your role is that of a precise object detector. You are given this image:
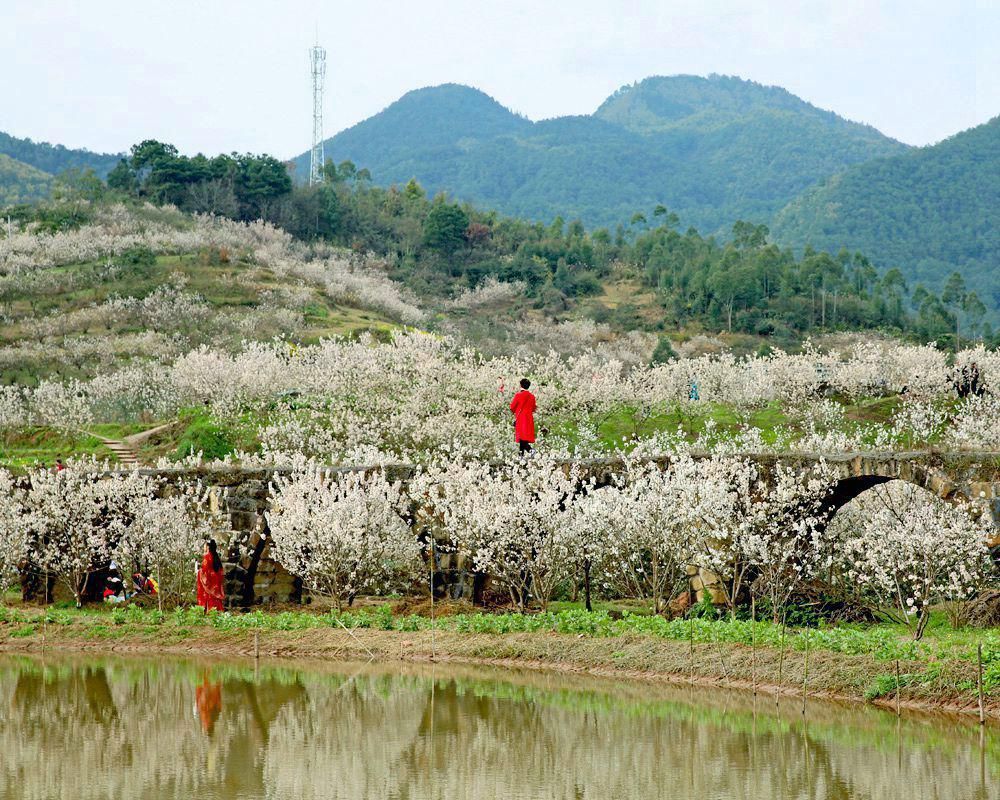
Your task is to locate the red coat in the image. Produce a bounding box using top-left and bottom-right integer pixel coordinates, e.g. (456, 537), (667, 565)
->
(510, 390), (536, 443)
(197, 553), (225, 612)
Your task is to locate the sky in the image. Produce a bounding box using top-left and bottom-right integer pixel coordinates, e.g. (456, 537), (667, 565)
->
(2, 0), (998, 158)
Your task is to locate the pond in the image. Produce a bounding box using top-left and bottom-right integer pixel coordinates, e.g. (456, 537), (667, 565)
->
(0, 654), (995, 799)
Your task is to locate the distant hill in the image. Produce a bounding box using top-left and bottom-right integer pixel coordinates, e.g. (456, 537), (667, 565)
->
(0, 131), (122, 206)
(772, 116), (1000, 304)
(0, 154), (53, 205)
(0, 131), (121, 192)
(291, 75), (909, 232)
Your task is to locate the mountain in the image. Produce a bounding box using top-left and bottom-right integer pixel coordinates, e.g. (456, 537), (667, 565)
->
(772, 117), (1000, 303)
(0, 154), (53, 205)
(0, 131), (122, 179)
(292, 75), (909, 232)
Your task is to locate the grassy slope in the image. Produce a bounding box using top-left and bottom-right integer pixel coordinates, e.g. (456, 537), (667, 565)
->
(0, 154), (53, 205)
(0, 253), (395, 352)
(0, 247), (399, 466)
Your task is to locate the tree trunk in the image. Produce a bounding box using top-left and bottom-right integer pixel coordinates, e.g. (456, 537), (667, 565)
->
(583, 561), (592, 612)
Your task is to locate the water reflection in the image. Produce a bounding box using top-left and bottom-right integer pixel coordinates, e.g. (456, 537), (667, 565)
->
(0, 655), (996, 800)
(195, 676), (222, 735)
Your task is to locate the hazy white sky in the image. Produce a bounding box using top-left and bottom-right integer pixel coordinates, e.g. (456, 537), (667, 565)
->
(2, 0), (997, 157)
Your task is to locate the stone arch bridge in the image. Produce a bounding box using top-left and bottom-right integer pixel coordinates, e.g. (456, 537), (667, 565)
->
(123, 450), (1000, 607)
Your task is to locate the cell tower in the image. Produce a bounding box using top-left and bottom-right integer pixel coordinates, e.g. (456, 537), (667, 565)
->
(309, 42), (326, 185)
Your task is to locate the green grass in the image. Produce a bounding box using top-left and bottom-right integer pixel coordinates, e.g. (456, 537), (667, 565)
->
(0, 427), (112, 468)
(3, 603), (997, 693)
(549, 400), (794, 450)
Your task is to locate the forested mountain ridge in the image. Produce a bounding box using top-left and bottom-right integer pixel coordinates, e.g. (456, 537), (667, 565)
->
(0, 131), (121, 179)
(772, 116), (1000, 304)
(594, 74), (894, 140)
(290, 75), (910, 233)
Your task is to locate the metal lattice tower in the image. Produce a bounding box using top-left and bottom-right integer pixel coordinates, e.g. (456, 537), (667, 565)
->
(309, 43), (326, 185)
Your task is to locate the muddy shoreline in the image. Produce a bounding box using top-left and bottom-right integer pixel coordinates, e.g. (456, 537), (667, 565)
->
(2, 623), (995, 719)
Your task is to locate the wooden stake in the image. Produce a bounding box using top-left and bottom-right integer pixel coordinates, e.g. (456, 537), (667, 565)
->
(429, 538), (436, 662)
(894, 659), (901, 717)
(801, 633), (809, 716)
(978, 642), (986, 725)
(253, 629), (260, 660)
(776, 610), (786, 709)
(751, 596), (757, 697)
(688, 612), (694, 678)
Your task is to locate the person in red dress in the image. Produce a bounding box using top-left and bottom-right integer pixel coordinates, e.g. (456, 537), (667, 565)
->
(196, 539), (225, 612)
(509, 377), (537, 455)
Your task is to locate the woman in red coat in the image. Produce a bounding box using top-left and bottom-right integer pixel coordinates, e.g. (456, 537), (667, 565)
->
(197, 539), (225, 612)
(509, 377), (536, 455)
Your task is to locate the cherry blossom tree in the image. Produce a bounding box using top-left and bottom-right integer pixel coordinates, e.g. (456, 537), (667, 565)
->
(832, 482), (994, 638)
(266, 466), (420, 610)
(598, 457), (707, 615)
(111, 483), (213, 609)
(561, 481), (623, 611)
(0, 469), (28, 603)
(21, 463), (154, 607)
(742, 461), (837, 621)
(682, 456), (836, 619)
(415, 458), (580, 610)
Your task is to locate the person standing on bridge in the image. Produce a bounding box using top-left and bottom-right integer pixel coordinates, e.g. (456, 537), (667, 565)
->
(510, 378), (536, 456)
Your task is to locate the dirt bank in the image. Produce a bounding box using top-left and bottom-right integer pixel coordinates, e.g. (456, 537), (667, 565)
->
(1, 621), (995, 719)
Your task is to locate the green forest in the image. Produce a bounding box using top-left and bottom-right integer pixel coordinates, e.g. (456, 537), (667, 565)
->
(6, 136), (989, 349)
(773, 116), (1000, 308)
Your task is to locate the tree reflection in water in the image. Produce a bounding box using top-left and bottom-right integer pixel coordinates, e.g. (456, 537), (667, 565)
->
(0, 656), (995, 800)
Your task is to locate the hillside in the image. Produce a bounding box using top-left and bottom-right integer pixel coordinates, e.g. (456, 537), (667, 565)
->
(772, 116), (1000, 304)
(0, 204), (404, 390)
(0, 131), (121, 180)
(0, 154), (52, 205)
(0, 191), (988, 466)
(292, 75), (909, 232)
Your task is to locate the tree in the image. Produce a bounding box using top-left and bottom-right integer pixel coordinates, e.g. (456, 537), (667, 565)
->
(0, 470), (27, 603)
(232, 153), (293, 220)
(942, 271), (968, 348)
(607, 457), (705, 615)
(21, 464), (154, 607)
(833, 482), (993, 638)
(266, 467), (420, 610)
(422, 200), (469, 258)
(416, 459), (579, 611)
(564, 482), (621, 611)
(650, 337), (678, 365)
(731, 220), (769, 250)
(112, 485), (212, 610)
